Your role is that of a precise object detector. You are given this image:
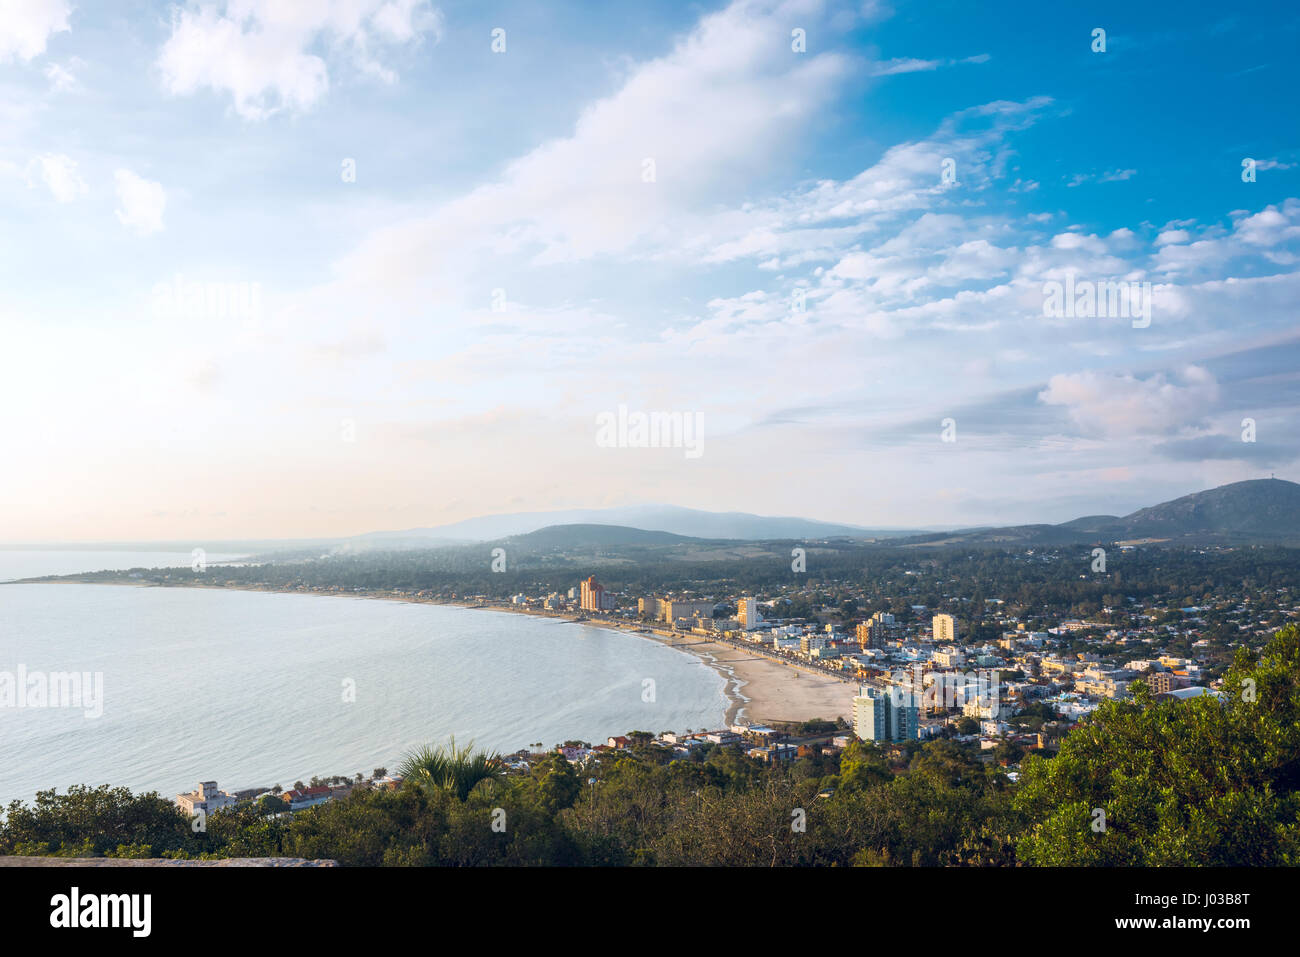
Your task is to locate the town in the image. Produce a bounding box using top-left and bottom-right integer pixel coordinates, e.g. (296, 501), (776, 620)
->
(162, 540), (1296, 821)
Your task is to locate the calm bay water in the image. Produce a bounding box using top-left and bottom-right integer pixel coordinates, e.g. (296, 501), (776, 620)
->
(0, 555), (727, 805)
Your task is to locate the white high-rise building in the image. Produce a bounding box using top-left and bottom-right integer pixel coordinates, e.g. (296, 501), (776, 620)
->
(933, 613), (956, 644)
(736, 597), (759, 630)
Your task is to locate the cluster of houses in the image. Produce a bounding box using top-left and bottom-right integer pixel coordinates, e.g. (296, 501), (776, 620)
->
(174, 774), (405, 818)
(501, 724), (847, 770)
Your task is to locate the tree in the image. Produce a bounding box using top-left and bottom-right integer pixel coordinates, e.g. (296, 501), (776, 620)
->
(257, 794), (289, 815)
(396, 738), (502, 802)
(0, 785), (191, 858)
(1014, 624), (1300, 865)
(837, 740), (891, 792)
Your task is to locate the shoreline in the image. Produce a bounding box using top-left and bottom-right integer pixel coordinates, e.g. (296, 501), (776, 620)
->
(20, 578), (858, 730)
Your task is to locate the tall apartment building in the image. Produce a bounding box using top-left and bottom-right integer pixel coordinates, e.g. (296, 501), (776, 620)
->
(580, 576), (615, 612)
(853, 686), (919, 743)
(933, 613), (956, 644)
(736, 597), (759, 630)
(665, 598), (714, 624)
(638, 597), (664, 619)
(857, 621), (888, 648)
(858, 611), (898, 648)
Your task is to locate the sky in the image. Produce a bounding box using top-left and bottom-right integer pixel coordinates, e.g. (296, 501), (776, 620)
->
(1, 0), (1299, 543)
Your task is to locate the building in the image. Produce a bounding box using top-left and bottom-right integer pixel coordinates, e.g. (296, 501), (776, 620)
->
(580, 576), (616, 612)
(638, 597), (664, 619)
(853, 686), (919, 743)
(932, 646), (965, 668)
(859, 612), (898, 648)
(665, 598), (714, 624)
(800, 634), (829, 654)
(1156, 686), (1224, 702)
(736, 597), (759, 630)
(747, 744), (796, 763)
(933, 613), (956, 644)
(175, 781), (237, 816)
(283, 785), (332, 810)
(1146, 671), (1190, 695)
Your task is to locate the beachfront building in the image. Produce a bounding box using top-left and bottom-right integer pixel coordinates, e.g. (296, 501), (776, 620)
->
(580, 576), (616, 612)
(853, 686), (919, 743)
(175, 781), (237, 816)
(639, 597), (664, 619)
(665, 598), (714, 624)
(933, 613), (956, 644)
(736, 597), (760, 630)
(800, 634), (829, 655)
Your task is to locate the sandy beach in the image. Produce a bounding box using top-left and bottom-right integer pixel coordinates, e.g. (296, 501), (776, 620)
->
(638, 633), (858, 727)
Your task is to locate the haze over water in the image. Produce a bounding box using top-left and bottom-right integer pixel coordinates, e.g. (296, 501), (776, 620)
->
(0, 554), (727, 805)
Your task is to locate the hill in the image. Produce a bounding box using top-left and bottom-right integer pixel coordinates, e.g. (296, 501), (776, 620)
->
(1112, 479), (1300, 541)
(502, 524), (702, 548)
(352, 504), (917, 544)
(898, 478), (1300, 546)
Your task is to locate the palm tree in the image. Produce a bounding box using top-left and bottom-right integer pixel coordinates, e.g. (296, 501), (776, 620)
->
(397, 737), (503, 801)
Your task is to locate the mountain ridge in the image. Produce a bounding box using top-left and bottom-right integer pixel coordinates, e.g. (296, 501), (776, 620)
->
(343, 478), (1300, 550)
(896, 479), (1300, 546)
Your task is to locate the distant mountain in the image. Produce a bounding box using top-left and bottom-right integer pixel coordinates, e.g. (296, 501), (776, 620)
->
(502, 524), (700, 548)
(349, 480), (1300, 551)
(900, 479), (1300, 546)
(353, 504), (916, 544)
(1112, 479), (1300, 541)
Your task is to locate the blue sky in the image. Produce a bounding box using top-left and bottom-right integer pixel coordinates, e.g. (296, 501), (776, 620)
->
(1, 0), (1298, 541)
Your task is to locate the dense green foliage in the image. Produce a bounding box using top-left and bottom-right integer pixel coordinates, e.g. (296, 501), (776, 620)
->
(5, 625), (1297, 866)
(396, 738), (503, 802)
(1014, 623), (1300, 865)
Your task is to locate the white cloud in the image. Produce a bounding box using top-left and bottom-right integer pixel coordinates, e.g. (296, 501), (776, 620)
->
(0, 0), (70, 62)
(113, 169), (166, 235)
(1067, 168), (1137, 186)
(872, 57), (939, 76)
(157, 0), (442, 120)
(872, 53), (990, 76)
(43, 59), (77, 91)
(1154, 200), (1300, 274)
(1038, 367), (1219, 437)
(328, 0), (853, 288)
(26, 152), (86, 202)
